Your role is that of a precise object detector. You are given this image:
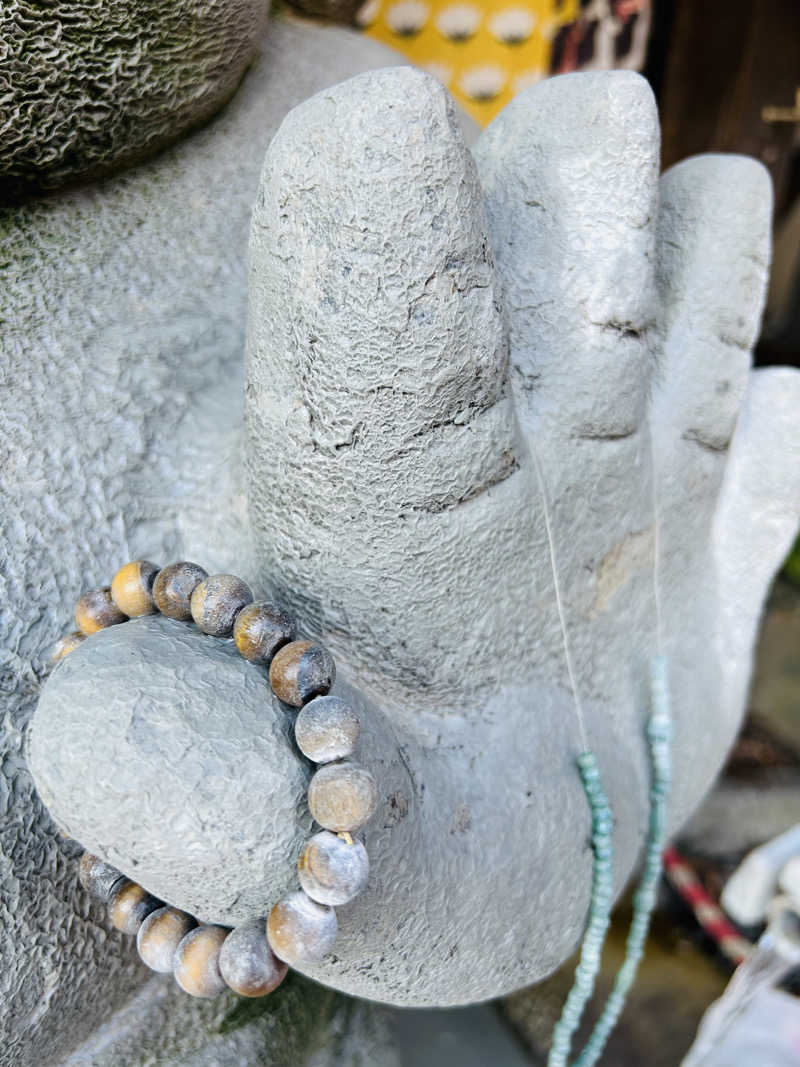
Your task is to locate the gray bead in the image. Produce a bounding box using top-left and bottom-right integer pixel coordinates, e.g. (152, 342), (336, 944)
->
(307, 761), (378, 833)
(190, 574), (253, 637)
(298, 831), (369, 906)
(78, 852), (125, 902)
(233, 602), (296, 664)
(267, 890), (337, 965)
(137, 906), (196, 973)
(218, 917), (288, 997)
(152, 561), (208, 620)
(295, 695), (360, 764)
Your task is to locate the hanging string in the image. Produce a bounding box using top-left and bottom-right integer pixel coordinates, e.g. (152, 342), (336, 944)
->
(530, 444), (616, 1067)
(571, 421), (674, 1067)
(572, 656), (672, 1066)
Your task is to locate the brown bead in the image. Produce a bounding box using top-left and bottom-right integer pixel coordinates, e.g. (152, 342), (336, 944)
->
(174, 924), (230, 998)
(137, 906), (196, 973)
(75, 587), (127, 635)
(308, 761), (378, 833)
(267, 891), (337, 965)
(233, 602), (296, 665)
(51, 631), (86, 663)
(218, 917), (288, 997)
(269, 640), (336, 707)
(78, 852), (126, 902)
(110, 560), (159, 617)
(108, 879), (162, 935)
(190, 573), (253, 637)
(152, 561), (208, 620)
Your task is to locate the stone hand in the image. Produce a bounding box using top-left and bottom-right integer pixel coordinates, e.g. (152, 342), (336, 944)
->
(30, 67), (800, 1009)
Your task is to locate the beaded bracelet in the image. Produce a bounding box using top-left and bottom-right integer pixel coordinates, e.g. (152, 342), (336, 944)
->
(52, 560), (378, 1000)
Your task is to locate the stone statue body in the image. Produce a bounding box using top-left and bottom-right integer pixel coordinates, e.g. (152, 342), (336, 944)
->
(4, 9), (800, 1065)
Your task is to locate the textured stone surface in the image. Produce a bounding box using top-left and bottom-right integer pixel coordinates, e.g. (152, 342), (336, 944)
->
(29, 616), (311, 923)
(239, 65), (800, 1005)
(0, 15), (406, 1066)
(61, 972), (401, 1066)
(6, 29), (800, 1066)
(0, 0), (270, 197)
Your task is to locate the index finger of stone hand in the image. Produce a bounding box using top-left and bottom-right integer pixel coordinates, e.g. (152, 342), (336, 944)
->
(245, 67), (526, 700)
(474, 71), (660, 443)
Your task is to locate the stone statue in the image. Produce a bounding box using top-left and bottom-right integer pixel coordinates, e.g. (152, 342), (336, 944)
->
(4, 8), (799, 1065)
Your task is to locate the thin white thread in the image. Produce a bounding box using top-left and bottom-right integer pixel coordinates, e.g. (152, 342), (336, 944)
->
(530, 444), (589, 752)
(648, 422), (664, 656)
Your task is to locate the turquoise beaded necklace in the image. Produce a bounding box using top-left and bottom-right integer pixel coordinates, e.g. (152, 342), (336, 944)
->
(531, 434), (673, 1067)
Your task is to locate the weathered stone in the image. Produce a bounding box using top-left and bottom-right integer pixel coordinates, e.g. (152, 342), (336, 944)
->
(28, 615), (313, 924)
(2, 16), (410, 1064)
(0, 0), (270, 197)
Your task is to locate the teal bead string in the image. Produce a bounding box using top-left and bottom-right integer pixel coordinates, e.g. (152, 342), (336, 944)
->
(572, 655), (673, 1067)
(547, 750), (615, 1067)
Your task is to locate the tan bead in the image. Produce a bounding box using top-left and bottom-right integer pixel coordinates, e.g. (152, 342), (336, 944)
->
(152, 561), (208, 620)
(190, 573), (253, 637)
(75, 587), (127, 635)
(218, 917), (288, 997)
(308, 761), (378, 833)
(173, 924), (230, 998)
(267, 891), (337, 965)
(295, 695), (360, 764)
(108, 879), (162, 935)
(233, 602), (296, 665)
(137, 906), (196, 973)
(78, 852), (125, 902)
(110, 560), (159, 617)
(51, 631), (86, 663)
(269, 640), (336, 707)
(298, 831), (369, 906)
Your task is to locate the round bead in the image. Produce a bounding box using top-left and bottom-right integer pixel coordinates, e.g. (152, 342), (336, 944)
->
(218, 917), (288, 997)
(110, 560), (159, 617)
(267, 891), (337, 965)
(152, 561), (208, 620)
(108, 879), (162, 935)
(137, 906), (196, 973)
(269, 640), (336, 707)
(75, 587), (127, 635)
(190, 573), (253, 637)
(295, 695), (360, 764)
(308, 761), (378, 833)
(78, 852), (126, 902)
(51, 631), (86, 663)
(173, 924), (230, 998)
(298, 831), (369, 906)
(233, 602), (296, 665)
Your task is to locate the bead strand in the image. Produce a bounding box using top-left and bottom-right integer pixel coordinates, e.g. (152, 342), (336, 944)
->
(59, 559), (379, 999)
(547, 750), (615, 1067)
(572, 655), (672, 1067)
